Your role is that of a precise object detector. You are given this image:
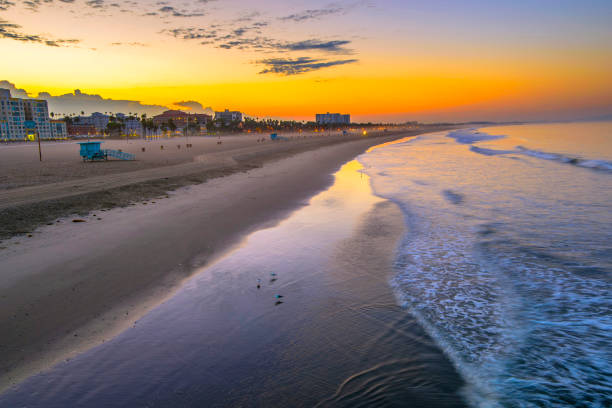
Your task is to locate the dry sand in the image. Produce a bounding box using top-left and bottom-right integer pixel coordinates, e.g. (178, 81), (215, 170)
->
(0, 126), (453, 393)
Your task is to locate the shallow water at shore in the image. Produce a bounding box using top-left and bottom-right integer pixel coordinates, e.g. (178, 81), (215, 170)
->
(0, 159), (465, 407)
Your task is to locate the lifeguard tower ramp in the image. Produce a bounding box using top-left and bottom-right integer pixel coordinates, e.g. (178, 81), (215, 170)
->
(104, 149), (135, 161)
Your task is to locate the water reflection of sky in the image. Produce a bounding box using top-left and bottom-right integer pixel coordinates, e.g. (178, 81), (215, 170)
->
(0, 160), (388, 408)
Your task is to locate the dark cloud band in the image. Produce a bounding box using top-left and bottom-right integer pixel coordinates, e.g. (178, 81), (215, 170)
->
(257, 57), (358, 75)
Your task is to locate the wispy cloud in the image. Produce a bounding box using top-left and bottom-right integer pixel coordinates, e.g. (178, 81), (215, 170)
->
(279, 7), (345, 22)
(279, 39), (352, 53)
(162, 25), (354, 55)
(85, 0), (104, 9)
(0, 19), (80, 46)
(161, 26), (219, 40)
(256, 57), (358, 75)
(0, 0), (15, 11)
(111, 41), (148, 47)
(158, 5), (204, 18)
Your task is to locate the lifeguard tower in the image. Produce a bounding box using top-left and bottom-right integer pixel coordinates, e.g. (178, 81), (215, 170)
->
(78, 142), (135, 162)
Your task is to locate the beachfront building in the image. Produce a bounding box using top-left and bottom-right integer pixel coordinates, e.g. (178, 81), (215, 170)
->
(77, 112), (110, 133)
(0, 88), (54, 140)
(152, 110), (190, 129)
(153, 110), (212, 132)
(192, 113), (212, 127)
(67, 123), (97, 137)
(316, 113), (351, 125)
(115, 113), (143, 136)
(50, 120), (68, 139)
(214, 109), (243, 125)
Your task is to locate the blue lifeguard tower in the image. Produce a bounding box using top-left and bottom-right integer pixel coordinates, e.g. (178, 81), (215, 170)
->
(78, 142), (135, 162)
(79, 142), (106, 161)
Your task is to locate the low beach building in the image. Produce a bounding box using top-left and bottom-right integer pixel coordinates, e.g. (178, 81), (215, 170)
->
(67, 123), (97, 137)
(153, 110), (212, 131)
(0, 88), (54, 140)
(152, 110), (190, 129)
(316, 113), (351, 125)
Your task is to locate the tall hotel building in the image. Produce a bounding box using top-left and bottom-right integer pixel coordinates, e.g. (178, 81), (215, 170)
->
(315, 112), (351, 125)
(0, 89), (66, 140)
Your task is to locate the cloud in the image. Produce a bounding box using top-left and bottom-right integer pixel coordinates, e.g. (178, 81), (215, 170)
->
(0, 80), (29, 98)
(22, 0), (52, 11)
(256, 57), (358, 75)
(279, 39), (352, 53)
(0, 81), (170, 116)
(85, 0), (104, 8)
(0, 19), (80, 46)
(161, 26), (219, 40)
(111, 41), (148, 47)
(158, 5), (204, 17)
(162, 24), (354, 55)
(279, 7), (345, 22)
(0, 0), (15, 11)
(173, 101), (214, 115)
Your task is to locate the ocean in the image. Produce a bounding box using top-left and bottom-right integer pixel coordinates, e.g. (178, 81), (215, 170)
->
(358, 121), (612, 406)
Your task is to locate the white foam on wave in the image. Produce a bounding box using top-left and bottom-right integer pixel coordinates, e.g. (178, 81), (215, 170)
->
(447, 129), (506, 144)
(469, 146), (515, 156)
(384, 201), (612, 408)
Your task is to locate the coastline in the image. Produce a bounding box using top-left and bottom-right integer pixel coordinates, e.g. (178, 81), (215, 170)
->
(0, 128), (451, 241)
(1, 154), (466, 407)
(0, 127), (454, 394)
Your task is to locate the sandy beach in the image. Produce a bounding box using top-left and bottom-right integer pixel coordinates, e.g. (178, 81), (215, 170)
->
(0, 126), (455, 395)
(0, 128), (441, 240)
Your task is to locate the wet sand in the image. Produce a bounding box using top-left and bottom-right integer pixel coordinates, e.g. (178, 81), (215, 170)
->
(0, 128), (454, 394)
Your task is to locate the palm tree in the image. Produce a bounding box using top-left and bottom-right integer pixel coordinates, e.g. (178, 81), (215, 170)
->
(140, 113), (147, 139)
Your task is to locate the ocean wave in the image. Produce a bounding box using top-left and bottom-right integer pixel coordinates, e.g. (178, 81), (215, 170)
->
(358, 130), (612, 407)
(469, 146), (515, 156)
(466, 141), (612, 173)
(390, 217), (612, 407)
(516, 146), (612, 172)
(447, 129), (506, 144)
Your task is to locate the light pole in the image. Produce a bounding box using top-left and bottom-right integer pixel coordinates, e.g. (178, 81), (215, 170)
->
(37, 130), (42, 162)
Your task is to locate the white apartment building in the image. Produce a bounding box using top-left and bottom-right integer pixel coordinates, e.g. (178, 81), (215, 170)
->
(315, 113), (351, 125)
(0, 88), (63, 140)
(76, 112), (110, 132)
(214, 109), (243, 125)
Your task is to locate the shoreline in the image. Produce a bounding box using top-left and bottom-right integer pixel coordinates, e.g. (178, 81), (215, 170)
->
(0, 127), (453, 394)
(0, 127), (453, 241)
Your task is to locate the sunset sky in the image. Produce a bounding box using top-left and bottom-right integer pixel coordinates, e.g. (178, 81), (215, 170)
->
(1, 0), (611, 122)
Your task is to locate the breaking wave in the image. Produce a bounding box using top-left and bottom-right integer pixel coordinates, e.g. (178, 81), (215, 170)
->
(516, 146), (612, 172)
(456, 129), (612, 173)
(447, 129), (506, 144)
